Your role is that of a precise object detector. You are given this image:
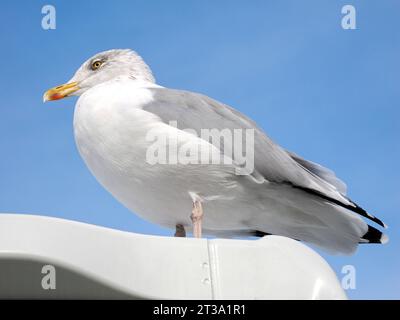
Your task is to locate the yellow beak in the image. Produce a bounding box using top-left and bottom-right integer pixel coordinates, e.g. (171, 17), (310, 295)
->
(43, 82), (80, 102)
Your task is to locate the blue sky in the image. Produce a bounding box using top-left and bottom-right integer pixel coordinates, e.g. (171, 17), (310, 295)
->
(0, 0), (398, 299)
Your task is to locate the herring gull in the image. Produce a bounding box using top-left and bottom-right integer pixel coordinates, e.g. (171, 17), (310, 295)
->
(43, 49), (388, 254)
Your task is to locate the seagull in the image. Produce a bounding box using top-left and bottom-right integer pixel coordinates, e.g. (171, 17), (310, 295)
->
(43, 49), (387, 254)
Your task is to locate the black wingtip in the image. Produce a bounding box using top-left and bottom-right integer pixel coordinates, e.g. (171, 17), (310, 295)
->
(360, 225), (389, 244)
(347, 199), (388, 229)
(290, 184), (387, 229)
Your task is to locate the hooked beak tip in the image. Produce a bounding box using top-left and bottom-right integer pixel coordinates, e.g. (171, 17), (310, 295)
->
(43, 82), (80, 103)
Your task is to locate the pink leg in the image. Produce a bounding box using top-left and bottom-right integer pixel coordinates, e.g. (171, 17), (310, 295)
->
(191, 200), (203, 238)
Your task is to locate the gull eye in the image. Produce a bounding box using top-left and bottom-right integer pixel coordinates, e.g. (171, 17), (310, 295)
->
(91, 60), (103, 70)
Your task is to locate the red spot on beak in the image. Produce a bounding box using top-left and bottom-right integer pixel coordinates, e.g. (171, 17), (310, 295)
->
(49, 93), (65, 100)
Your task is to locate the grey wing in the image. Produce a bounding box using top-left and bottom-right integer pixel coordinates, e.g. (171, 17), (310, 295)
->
(142, 88), (349, 202)
(141, 87), (387, 229)
(287, 151), (347, 195)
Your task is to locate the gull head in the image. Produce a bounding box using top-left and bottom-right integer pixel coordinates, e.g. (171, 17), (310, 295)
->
(43, 49), (155, 102)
